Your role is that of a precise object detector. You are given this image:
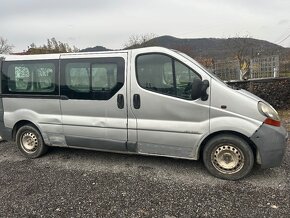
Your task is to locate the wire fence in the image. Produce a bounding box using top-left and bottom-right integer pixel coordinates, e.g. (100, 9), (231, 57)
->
(212, 55), (290, 81)
(250, 55), (279, 79)
(214, 60), (240, 81)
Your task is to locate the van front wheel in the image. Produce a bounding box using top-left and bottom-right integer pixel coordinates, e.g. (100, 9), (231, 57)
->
(16, 125), (48, 158)
(203, 134), (254, 180)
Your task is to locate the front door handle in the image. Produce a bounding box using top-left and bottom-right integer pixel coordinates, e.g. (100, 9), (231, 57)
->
(133, 94), (141, 109)
(117, 94), (124, 109)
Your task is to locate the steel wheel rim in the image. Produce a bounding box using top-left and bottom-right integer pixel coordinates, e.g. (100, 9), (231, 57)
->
(211, 143), (245, 174)
(20, 132), (38, 153)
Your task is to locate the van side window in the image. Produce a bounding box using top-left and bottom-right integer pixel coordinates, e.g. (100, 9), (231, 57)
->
(3, 62), (56, 94)
(61, 57), (125, 100)
(136, 54), (201, 100)
(174, 60), (200, 99)
(66, 63), (90, 93)
(92, 63), (117, 91)
(136, 54), (175, 96)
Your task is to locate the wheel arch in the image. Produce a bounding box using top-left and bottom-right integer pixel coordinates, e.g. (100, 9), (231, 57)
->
(12, 120), (50, 146)
(197, 130), (257, 161)
(12, 120), (39, 141)
(12, 120), (50, 145)
(13, 120), (49, 158)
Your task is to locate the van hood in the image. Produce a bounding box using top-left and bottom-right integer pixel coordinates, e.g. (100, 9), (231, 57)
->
(235, 89), (264, 103)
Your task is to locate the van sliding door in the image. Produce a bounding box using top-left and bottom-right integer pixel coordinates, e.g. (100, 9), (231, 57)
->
(59, 53), (128, 151)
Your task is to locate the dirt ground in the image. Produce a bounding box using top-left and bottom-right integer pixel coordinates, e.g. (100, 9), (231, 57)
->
(279, 109), (290, 132)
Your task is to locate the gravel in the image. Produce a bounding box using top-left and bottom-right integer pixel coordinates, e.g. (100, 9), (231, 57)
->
(0, 140), (289, 217)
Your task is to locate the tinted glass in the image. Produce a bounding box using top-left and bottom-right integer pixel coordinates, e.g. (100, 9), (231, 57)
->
(7, 63), (55, 93)
(136, 54), (175, 96)
(92, 63), (117, 91)
(175, 60), (200, 99)
(136, 54), (200, 100)
(65, 63), (90, 93)
(61, 57), (125, 100)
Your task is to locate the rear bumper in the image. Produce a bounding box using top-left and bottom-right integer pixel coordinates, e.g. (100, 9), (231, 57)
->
(0, 121), (12, 141)
(250, 123), (288, 169)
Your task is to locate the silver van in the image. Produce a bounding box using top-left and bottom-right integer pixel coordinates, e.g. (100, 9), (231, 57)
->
(0, 47), (288, 180)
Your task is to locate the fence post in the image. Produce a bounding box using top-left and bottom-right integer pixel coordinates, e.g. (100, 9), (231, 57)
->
(274, 67), (277, 77)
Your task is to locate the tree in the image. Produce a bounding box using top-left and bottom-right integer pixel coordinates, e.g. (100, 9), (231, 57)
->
(225, 35), (255, 80)
(124, 33), (157, 49)
(174, 45), (195, 57)
(47, 39), (53, 50)
(25, 38), (79, 54)
(0, 36), (13, 54)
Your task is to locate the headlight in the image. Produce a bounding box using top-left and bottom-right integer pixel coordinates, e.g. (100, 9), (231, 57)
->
(258, 102), (281, 126)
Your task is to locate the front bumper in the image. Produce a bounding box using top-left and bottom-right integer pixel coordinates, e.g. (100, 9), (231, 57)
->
(250, 123), (288, 169)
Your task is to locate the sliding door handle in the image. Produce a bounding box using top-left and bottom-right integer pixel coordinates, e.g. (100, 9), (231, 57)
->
(133, 94), (140, 109)
(117, 94), (124, 109)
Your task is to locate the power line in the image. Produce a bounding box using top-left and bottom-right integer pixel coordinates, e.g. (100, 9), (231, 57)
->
(277, 33), (290, 45)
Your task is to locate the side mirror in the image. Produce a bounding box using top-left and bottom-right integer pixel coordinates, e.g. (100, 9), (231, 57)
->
(191, 78), (203, 100)
(191, 78), (209, 101)
(201, 80), (209, 101)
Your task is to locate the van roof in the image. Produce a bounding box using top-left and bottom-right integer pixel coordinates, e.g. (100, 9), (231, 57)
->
(2, 46), (172, 61)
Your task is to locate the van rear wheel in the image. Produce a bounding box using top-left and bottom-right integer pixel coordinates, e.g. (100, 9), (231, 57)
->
(203, 134), (254, 180)
(16, 125), (48, 158)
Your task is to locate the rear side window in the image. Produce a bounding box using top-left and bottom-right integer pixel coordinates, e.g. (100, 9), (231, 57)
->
(92, 63), (117, 91)
(136, 53), (200, 100)
(2, 61), (58, 95)
(66, 63), (90, 93)
(61, 57), (124, 100)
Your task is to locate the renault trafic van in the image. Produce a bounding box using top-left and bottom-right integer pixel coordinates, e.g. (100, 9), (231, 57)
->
(0, 47), (288, 180)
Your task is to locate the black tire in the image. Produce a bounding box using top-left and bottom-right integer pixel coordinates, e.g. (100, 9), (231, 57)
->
(16, 125), (48, 158)
(203, 134), (254, 180)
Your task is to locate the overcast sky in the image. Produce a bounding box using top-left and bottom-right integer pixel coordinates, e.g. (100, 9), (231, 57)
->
(1, 0), (290, 51)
